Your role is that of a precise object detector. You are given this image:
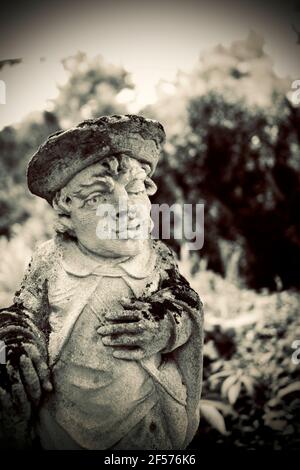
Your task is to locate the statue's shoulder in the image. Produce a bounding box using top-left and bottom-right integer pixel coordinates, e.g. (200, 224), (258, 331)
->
(28, 237), (63, 278)
(16, 238), (63, 307)
(151, 239), (178, 269)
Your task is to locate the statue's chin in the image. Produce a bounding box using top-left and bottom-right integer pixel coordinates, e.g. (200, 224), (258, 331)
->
(84, 238), (146, 258)
(108, 239), (145, 256)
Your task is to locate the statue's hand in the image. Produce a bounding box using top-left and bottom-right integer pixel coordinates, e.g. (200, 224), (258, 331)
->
(1, 343), (53, 409)
(97, 299), (173, 360)
(0, 372), (32, 448)
(154, 283), (201, 312)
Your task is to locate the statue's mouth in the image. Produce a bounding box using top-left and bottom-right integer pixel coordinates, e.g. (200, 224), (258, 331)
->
(97, 215), (151, 241)
(115, 222), (143, 239)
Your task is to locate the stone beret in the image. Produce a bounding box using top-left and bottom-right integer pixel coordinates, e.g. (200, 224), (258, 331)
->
(27, 114), (166, 204)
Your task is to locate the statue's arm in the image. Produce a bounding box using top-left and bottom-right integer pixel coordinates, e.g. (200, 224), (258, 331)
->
(153, 241), (203, 354)
(0, 244), (53, 448)
(0, 243), (52, 361)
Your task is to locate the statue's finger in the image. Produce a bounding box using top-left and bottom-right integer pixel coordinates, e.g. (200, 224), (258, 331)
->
(105, 310), (141, 322)
(119, 296), (132, 305)
(102, 334), (143, 347)
(23, 344), (53, 392)
(0, 386), (15, 435)
(0, 386), (14, 416)
(6, 361), (20, 383)
(7, 364), (31, 418)
(120, 299), (149, 310)
(112, 347), (145, 361)
(97, 322), (144, 336)
(19, 355), (41, 407)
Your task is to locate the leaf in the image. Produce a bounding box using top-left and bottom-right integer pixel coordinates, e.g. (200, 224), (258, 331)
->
(248, 367), (261, 380)
(278, 381), (300, 399)
(200, 399), (234, 415)
(266, 419), (288, 432)
(204, 341), (219, 360)
(200, 403), (228, 435)
(210, 360), (224, 373)
(264, 410), (286, 420)
(210, 370), (232, 382)
(228, 381), (242, 405)
(266, 397), (282, 408)
(241, 375), (255, 396)
(221, 375), (238, 398)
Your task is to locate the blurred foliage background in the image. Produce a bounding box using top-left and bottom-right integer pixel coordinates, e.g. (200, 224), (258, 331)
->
(0, 32), (300, 449)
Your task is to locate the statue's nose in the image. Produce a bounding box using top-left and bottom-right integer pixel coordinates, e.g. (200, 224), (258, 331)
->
(110, 184), (128, 204)
(115, 207), (128, 221)
(110, 184), (130, 219)
(115, 205), (139, 225)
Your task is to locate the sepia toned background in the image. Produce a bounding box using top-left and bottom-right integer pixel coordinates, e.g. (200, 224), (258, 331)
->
(1, 0), (300, 450)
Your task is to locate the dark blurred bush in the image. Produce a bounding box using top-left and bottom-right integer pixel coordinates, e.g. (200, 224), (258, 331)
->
(155, 94), (300, 289)
(0, 111), (60, 236)
(190, 288), (300, 450)
(148, 32), (300, 289)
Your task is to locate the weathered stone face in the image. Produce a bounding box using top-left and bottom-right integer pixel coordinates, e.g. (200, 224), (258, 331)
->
(58, 156), (153, 258)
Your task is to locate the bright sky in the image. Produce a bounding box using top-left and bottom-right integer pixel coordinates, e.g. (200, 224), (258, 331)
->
(0, 0), (299, 130)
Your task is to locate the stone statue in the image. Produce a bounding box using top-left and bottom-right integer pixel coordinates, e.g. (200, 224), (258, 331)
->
(0, 115), (203, 450)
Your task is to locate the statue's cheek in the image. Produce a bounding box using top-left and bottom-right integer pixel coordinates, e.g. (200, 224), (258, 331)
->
(72, 210), (99, 232)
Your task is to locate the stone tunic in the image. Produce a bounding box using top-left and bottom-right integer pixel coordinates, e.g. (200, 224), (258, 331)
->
(37, 240), (185, 449)
(5, 236), (202, 450)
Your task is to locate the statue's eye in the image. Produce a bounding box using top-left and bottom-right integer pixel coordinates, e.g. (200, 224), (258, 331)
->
(85, 195), (102, 207)
(127, 180), (146, 194)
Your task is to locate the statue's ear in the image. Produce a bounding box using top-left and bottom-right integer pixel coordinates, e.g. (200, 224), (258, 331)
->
(53, 213), (76, 237)
(53, 190), (70, 211)
(52, 190), (76, 236)
(145, 177), (157, 196)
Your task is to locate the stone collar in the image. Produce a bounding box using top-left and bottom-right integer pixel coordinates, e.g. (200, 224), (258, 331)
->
(58, 238), (157, 279)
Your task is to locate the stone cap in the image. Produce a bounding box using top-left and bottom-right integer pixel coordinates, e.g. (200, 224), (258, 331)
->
(27, 114), (166, 203)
